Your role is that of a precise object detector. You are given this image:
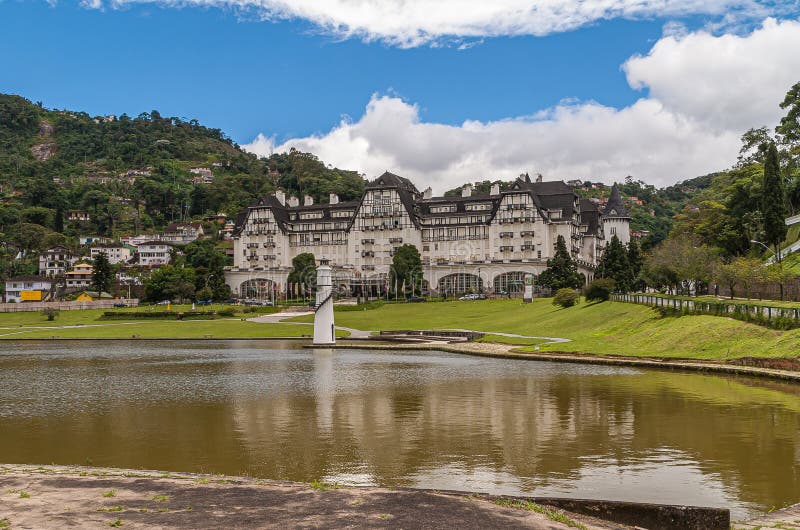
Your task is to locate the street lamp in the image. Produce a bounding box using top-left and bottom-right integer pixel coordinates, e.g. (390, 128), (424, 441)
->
(751, 240), (782, 263)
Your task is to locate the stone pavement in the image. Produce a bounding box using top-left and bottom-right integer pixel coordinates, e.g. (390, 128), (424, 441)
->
(0, 465), (630, 529)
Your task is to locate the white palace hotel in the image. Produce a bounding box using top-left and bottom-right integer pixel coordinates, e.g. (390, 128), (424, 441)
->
(224, 172), (630, 298)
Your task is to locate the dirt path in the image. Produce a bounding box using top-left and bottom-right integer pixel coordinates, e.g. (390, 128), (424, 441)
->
(0, 465), (627, 529)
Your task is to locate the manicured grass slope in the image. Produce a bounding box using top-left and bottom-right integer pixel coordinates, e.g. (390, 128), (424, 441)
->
(291, 299), (800, 359)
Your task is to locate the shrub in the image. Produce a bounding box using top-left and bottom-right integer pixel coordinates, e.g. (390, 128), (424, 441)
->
(584, 279), (615, 302)
(553, 288), (579, 308)
(41, 307), (60, 321)
(216, 308), (236, 317)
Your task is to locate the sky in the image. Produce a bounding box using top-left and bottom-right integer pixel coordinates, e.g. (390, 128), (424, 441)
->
(2, 1), (800, 192)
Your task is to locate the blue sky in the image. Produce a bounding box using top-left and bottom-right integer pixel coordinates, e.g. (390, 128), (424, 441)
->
(3, 1), (660, 142)
(2, 1), (799, 189)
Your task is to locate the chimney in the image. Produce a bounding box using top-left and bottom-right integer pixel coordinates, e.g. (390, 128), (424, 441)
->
(288, 196), (299, 207)
(275, 189), (286, 206)
(536, 173), (543, 183)
(461, 184), (473, 198)
(423, 187), (433, 199)
(329, 193), (339, 205)
(304, 195), (314, 206)
(490, 183), (500, 195)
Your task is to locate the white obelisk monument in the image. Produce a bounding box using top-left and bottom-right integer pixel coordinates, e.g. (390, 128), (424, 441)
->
(313, 258), (336, 346)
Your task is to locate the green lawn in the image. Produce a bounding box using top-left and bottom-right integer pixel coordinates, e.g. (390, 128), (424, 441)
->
(0, 305), (342, 340)
(288, 298), (800, 360)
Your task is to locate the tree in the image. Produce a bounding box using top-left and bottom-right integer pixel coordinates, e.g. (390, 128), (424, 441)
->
(92, 251), (113, 293)
(627, 239), (644, 291)
(714, 259), (741, 299)
(390, 244), (423, 297)
(596, 235), (631, 292)
(538, 236), (584, 290)
(584, 279), (615, 302)
(144, 265), (196, 303)
(183, 239), (230, 300)
(761, 142), (787, 260)
(54, 206), (64, 233)
(288, 253), (316, 299)
(553, 288), (579, 308)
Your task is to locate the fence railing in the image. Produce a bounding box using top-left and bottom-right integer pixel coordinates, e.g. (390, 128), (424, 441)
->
(0, 299), (139, 313)
(612, 293), (800, 325)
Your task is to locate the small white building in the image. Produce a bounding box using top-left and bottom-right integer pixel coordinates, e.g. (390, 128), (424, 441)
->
(90, 245), (133, 265)
(65, 263), (94, 290)
(4, 276), (54, 303)
(137, 241), (172, 267)
(39, 246), (78, 277)
(162, 222), (204, 244)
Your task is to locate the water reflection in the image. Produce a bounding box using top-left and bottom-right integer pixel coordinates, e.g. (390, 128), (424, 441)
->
(0, 340), (798, 520)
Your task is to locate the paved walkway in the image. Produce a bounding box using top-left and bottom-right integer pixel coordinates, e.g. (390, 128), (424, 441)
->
(0, 465), (628, 530)
(734, 502), (800, 529)
(248, 309), (570, 343)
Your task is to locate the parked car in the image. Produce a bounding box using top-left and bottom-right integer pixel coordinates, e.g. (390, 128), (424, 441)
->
(113, 302), (127, 308)
(156, 300), (171, 306)
(406, 296), (426, 303)
(197, 299), (212, 306)
(458, 293), (485, 301)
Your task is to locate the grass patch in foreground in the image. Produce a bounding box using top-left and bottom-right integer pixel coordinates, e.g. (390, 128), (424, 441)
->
(1, 319), (348, 340)
(288, 298), (800, 360)
(493, 499), (586, 529)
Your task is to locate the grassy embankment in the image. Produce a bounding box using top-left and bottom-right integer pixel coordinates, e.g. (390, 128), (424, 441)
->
(0, 304), (347, 340)
(289, 298), (800, 360)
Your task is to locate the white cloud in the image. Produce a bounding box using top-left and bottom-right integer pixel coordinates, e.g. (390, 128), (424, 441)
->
(242, 18), (800, 192)
(84, 0), (791, 47)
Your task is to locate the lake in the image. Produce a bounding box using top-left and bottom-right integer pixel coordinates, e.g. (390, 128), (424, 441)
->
(1, 340), (798, 520)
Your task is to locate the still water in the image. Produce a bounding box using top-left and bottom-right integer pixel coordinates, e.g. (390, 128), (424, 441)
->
(1, 340), (799, 520)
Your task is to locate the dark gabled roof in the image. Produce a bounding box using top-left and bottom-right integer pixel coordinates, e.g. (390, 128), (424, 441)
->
(5, 275), (52, 283)
(416, 193), (501, 217)
(138, 240), (173, 247)
(580, 199), (601, 236)
(366, 171), (420, 194)
(603, 184), (630, 218)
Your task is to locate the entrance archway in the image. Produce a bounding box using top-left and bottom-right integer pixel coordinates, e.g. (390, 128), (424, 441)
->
(438, 273), (482, 296)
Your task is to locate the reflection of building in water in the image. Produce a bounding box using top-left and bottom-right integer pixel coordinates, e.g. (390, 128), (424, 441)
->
(227, 364), (800, 514)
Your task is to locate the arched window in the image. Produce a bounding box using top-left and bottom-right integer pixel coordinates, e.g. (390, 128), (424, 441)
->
(438, 273), (482, 295)
(493, 272), (528, 294)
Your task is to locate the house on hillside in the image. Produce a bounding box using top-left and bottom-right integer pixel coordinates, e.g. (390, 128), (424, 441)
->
(162, 222), (204, 244)
(74, 290), (113, 301)
(39, 246), (78, 277)
(90, 244), (133, 265)
(137, 241), (172, 267)
(67, 210), (91, 222)
(190, 167), (214, 185)
(4, 276), (54, 303)
(65, 263), (94, 290)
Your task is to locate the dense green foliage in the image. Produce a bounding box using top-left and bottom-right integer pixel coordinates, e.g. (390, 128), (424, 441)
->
(539, 236), (584, 290)
(595, 235), (631, 291)
(144, 265), (195, 303)
(288, 253), (316, 297)
(584, 279), (615, 302)
(390, 244), (423, 297)
(91, 252), (113, 293)
(552, 288), (579, 308)
(762, 142), (788, 255)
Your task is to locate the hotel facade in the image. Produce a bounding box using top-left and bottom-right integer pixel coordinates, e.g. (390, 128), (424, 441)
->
(224, 172), (630, 298)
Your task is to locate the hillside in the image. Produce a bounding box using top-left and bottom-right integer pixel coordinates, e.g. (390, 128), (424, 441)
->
(0, 94), (366, 274)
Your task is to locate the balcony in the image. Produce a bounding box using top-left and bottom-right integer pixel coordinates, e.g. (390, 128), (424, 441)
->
(500, 246), (514, 252)
(520, 231), (535, 237)
(361, 265), (375, 271)
(389, 237), (403, 243)
(361, 239), (375, 245)
(499, 232), (514, 238)
(361, 251), (375, 258)
(264, 255), (277, 260)
(263, 242), (276, 248)
(520, 244), (535, 251)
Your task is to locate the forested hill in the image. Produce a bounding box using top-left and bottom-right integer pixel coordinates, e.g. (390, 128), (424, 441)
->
(0, 93), (367, 235)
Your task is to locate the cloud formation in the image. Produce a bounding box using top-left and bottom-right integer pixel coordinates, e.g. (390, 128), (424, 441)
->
(243, 18), (800, 192)
(83, 0), (790, 46)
